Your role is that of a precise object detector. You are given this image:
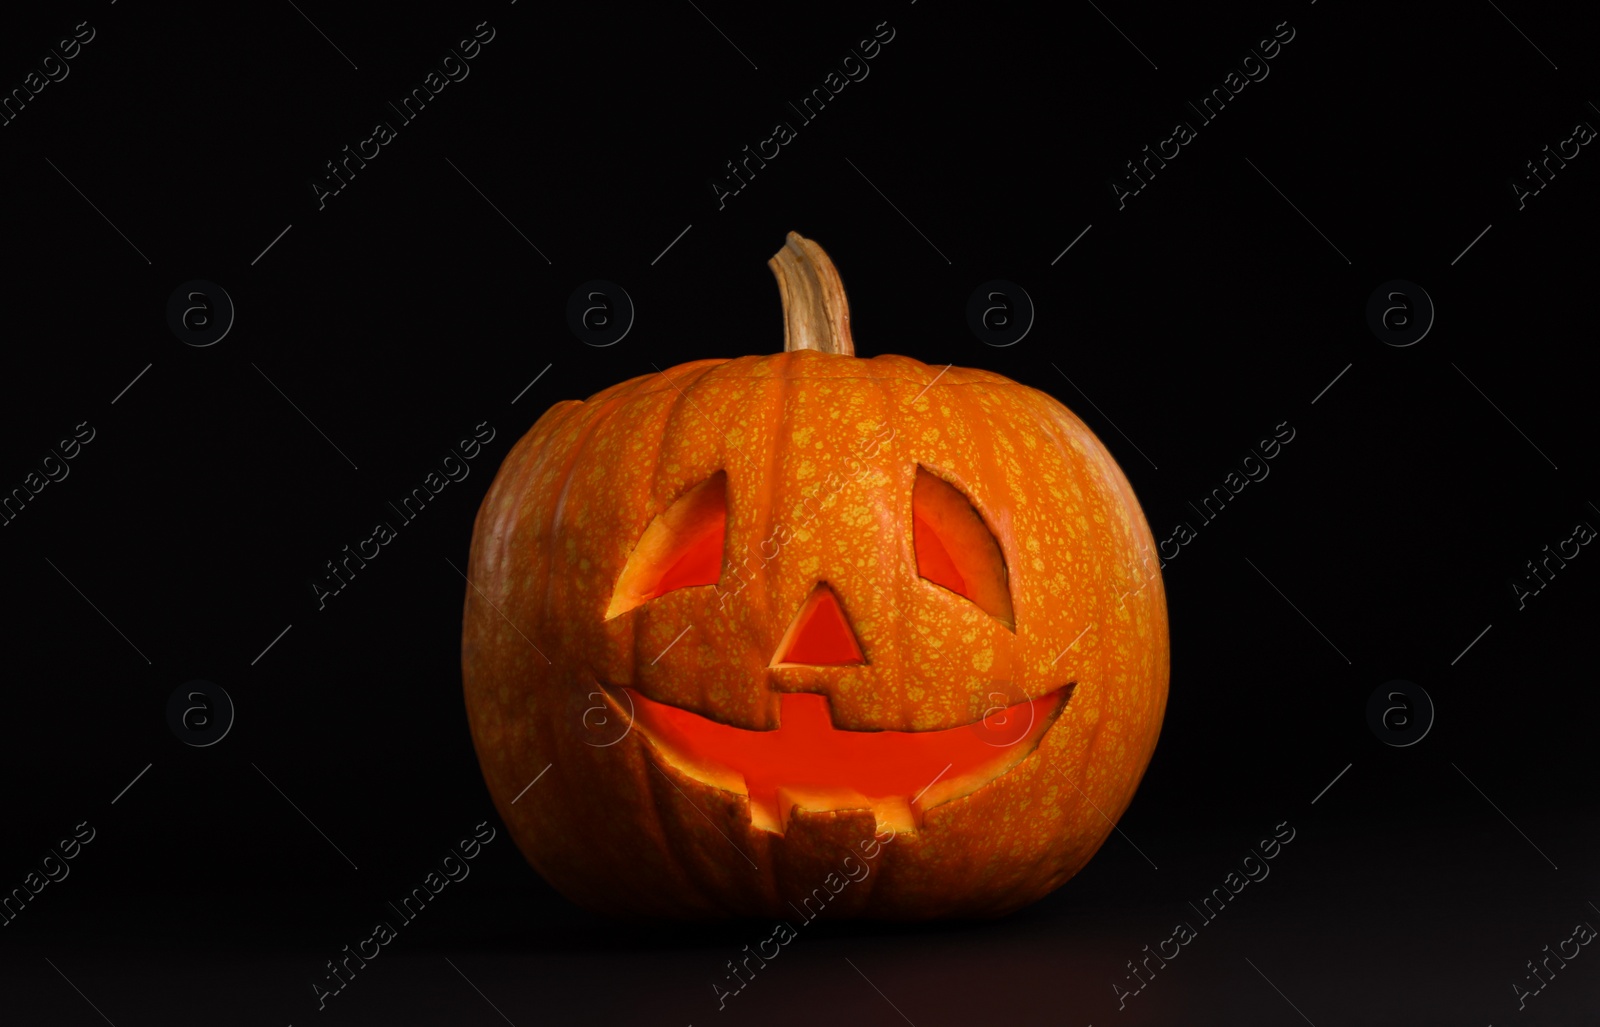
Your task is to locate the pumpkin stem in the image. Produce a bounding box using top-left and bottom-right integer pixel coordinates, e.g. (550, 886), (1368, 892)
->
(768, 231), (856, 356)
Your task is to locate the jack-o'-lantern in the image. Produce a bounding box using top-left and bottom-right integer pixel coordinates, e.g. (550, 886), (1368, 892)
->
(461, 232), (1168, 919)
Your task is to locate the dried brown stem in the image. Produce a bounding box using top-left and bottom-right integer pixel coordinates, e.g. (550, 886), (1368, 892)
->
(768, 231), (856, 356)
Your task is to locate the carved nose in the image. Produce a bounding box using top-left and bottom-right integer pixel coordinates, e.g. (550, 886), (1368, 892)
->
(772, 583), (865, 666)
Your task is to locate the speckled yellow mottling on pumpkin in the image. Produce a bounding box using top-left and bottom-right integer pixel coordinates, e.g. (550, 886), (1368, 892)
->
(460, 232), (1167, 920)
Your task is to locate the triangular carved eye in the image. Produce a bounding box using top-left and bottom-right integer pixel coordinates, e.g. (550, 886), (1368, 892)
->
(913, 467), (1014, 629)
(606, 472), (727, 620)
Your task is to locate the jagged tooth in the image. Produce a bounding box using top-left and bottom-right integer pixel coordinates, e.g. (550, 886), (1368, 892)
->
(774, 787), (824, 834)
(876, 796), (916, 836)
(748, 782), (782, 834)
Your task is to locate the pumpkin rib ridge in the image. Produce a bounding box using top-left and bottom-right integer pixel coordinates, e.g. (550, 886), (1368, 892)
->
(636, 744), (735, 917)
(958, 380), (1022, 650)
(1026, 388), (1126, 848)
(547, 396), (626, 631)
(638, 363), (704, 606)
(1084, 434), (1125, 831)
(636, 360), (748, 909)
(1065, 382), (1166, 832)
(538, 399), (628, 910)
(926, 385), (1024, 760)
(637, 359), (728, 716)
(611, 681), (740, 917)
(871, 365), (913, 734)
(757, 355), (801, 675)
(640, 729), (764, 908)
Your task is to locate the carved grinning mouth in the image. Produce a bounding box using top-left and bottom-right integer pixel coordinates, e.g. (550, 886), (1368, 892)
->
(611, 683), (1074, 835)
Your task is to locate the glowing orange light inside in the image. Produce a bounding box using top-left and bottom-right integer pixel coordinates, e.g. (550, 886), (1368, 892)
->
(912, 467), (1014, 628)
(647, 503), (725, 597)
(606, 472), (727, 619)
(623, 685), (1067, 833)
(774, 584), (865, 665)
(912, 510), (966, 595)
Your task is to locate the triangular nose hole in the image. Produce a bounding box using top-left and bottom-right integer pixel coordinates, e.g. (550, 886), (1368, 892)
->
(772, 583), (866, 666)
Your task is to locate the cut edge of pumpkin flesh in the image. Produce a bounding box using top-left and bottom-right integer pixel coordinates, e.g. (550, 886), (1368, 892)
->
(614, 683), (1071, 835)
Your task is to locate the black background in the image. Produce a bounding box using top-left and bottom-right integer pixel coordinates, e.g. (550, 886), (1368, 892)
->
(2, 1), (1597, 1023)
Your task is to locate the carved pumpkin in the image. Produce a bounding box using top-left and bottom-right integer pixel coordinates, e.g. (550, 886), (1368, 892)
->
(461, 232), (1168, 919)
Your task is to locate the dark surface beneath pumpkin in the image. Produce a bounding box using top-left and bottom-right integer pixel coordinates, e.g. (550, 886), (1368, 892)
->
(3, 803), (1595, 1025)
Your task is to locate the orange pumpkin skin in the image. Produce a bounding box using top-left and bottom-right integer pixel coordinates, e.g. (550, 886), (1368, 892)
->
(461, 247), (1168, 921)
